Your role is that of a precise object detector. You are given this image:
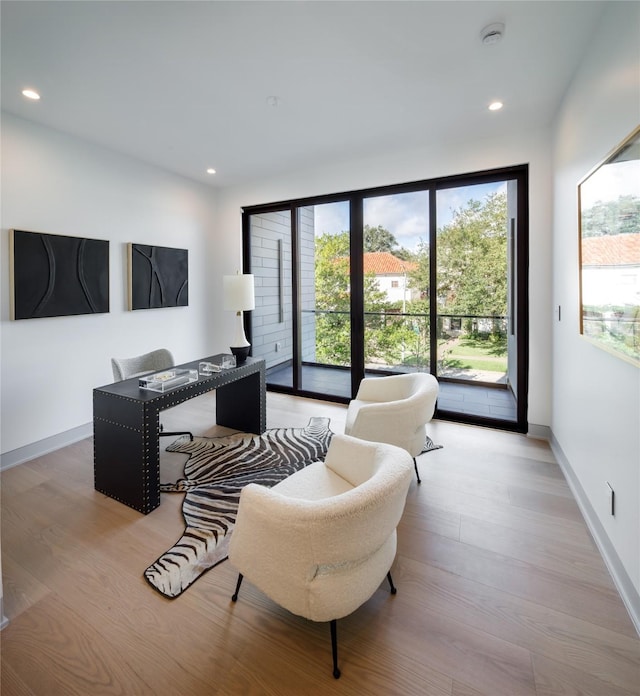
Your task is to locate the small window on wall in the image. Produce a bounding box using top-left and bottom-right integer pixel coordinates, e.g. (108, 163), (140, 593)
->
(391, 280), (399, 288)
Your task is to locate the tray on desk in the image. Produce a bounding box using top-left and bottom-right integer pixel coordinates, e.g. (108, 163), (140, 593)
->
(138, 368), (199, 392)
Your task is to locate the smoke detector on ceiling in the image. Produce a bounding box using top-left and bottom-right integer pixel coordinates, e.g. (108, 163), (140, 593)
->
(480, 23), (505, 45)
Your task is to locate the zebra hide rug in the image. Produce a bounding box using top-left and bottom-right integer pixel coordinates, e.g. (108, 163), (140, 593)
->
(144, 417), (333, 599)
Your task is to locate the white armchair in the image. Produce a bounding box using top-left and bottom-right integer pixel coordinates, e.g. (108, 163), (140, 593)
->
(345, 372), (439, 483)
(228, 433), (413, 679)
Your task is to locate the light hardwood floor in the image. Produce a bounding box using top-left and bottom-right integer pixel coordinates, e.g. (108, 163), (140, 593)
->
(1, 392), (638, 695)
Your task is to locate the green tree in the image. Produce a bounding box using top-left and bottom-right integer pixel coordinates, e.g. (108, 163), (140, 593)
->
(364, 224), (412, 259)
(581, 195), (640, 237)
(436, 192), (508, 319)
(364, 224), (398, 253)
(314, 232), (351, 365)
(403, 240), (431, 367)
(407, 239), (430, 303)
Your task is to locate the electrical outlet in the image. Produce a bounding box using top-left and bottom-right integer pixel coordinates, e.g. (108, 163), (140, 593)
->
(275, 341), (282, 352)
(606, 482), (615, 516)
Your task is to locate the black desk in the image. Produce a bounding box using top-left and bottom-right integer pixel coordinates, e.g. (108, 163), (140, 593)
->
(93, 356), (266, 514)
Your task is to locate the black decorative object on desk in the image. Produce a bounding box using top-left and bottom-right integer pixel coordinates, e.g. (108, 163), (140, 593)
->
(230, 345), (250, 364)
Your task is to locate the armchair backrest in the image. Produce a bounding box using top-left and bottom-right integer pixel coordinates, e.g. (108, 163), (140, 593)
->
(346, 373), (439, 456)
(229, 434), (413, 621)
(323, 431), (386, 486)
(111, 348), (174, 382)
(356, 373), (437, 411)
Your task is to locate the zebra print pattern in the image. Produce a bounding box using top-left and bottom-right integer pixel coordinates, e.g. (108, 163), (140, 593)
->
(144, 417), (333, 598)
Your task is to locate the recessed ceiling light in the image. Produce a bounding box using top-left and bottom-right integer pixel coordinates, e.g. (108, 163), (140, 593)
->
(489, 101), (503, 111)
(266, 96), (281, 108)
(206, 168), (216, 175)
(22, 88), (40, 100)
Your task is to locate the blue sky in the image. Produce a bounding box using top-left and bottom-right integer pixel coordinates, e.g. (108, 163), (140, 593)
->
(314, 181), (506, 253)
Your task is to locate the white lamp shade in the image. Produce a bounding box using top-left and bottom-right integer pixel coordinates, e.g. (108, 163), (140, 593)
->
(223, 274), (255, 312)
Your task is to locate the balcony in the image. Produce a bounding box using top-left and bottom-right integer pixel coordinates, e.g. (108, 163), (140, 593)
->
(305, 309), (508, 381)
(265, 310), (516, 422)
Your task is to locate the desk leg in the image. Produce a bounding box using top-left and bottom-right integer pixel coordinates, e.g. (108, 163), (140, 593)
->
(216, 369), (266, 434)
(93, 396), (161, 514)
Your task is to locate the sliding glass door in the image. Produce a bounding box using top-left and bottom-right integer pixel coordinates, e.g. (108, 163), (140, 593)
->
(247, 200), (352, 400)
(434, 179), (520, 421)
(244, 165), (528, 431)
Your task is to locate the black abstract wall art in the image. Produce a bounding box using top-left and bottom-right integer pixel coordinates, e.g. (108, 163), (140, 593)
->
(9, 229), (110, 320)
(128, 243), (188, 310)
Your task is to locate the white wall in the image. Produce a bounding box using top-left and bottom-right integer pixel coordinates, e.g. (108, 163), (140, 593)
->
(552, 1), (640, 623)
(217, 128), (554, 429)
(1, 114), (223, 459)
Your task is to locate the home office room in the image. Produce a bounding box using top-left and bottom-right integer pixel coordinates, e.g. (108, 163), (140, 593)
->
(1, 2), (639, 694)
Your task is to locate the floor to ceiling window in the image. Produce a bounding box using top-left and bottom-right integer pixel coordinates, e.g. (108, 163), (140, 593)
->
(243, 165), (528, 431)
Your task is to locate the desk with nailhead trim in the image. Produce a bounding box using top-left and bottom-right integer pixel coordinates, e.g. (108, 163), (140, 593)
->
(93, 356), (266, 514)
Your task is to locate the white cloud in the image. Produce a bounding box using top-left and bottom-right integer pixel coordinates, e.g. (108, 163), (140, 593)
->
(364, 191), (429, 251)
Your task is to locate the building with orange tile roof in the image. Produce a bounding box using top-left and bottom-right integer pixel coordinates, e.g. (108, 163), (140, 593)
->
(363, 252), (419, 305)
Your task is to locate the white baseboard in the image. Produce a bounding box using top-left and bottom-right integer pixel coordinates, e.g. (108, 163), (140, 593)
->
(550, 432), (640, 637)
(0, 597), (8, 630)
(527, 423), (551, 440)
(0, 422), (93, 471)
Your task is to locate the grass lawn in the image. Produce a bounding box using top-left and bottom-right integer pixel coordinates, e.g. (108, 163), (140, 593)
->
(440, 335), (507, 373)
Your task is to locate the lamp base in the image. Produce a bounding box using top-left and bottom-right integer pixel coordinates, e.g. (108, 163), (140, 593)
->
(230, 345), (250, 364)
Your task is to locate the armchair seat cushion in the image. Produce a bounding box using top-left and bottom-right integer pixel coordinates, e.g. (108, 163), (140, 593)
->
(272, 461), (353, 500)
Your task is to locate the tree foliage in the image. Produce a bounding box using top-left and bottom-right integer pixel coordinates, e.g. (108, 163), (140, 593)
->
(434, 192), (507, 317)
(364, 224), (398, 253)
(364, 224), (413, 259)
(314, 232), (351, 365)
(581, 194), (640, 237)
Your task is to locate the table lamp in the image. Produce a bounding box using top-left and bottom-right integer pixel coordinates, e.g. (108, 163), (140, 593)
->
(223, 273), (255, 363)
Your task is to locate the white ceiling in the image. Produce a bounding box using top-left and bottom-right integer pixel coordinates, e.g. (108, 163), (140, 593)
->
(1, 1), (605, 188)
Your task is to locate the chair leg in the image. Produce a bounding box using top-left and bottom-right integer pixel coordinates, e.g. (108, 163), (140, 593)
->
(231, 573), (244, 602)
(387, 571), (397, 595)
(160, 423), (194, 441)
(160, 430), (194, 441)
(330, 619), (341, 679)
(413, 457), (421, 484)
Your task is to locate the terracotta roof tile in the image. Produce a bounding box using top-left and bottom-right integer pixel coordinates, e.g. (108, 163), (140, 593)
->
(363, 252), (417, 275)
(582, 233), (640, 266)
